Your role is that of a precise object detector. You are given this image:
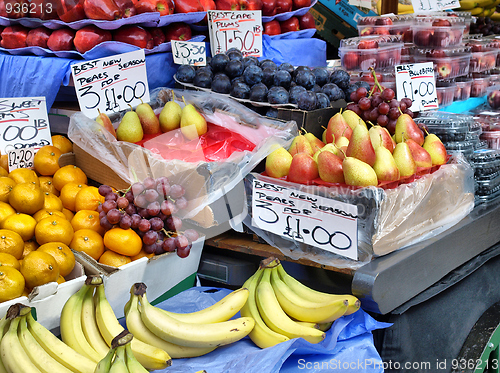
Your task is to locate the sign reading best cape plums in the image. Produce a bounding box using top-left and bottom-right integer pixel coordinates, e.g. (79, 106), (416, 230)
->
(71, 50), (150, 118)
(251, 179), (359, 260)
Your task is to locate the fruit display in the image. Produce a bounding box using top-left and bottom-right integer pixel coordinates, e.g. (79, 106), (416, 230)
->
(412, 47), (471, 81)
(470, 73), (491, 97)
(357, 15), (413, 42)
(412, 18), (466, 48)
(455, 77), (473, 101)
(263, 11), (316, 35)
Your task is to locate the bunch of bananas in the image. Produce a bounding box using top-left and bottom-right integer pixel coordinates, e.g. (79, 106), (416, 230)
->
(0, 303), (97, 373)
(60, 276), (171, 371)
(458, 0), (500, 16)
(95, 331), (149, 373)
(241, 258), (361, 349)
(124, 283), (255, 358)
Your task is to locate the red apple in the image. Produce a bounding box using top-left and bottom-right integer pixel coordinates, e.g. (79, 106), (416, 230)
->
(432, 18), (451, 27)
(240, 0), (262, 10)
(359, 27), (373, 36)
(292, 0), (310, 9)
(47, 28), (75, 51)
(261, 0), (276, 15)
(275, 0), (292, 13)
(29, 0), (59, 19)
(359, 54), (377, 70)
(83, 0), (121, 20)
(426, 49), (446, 58)
(149, 27), (165, 46)
(358, 39), (378, 49)
(431, 31), (450, 47)
(414, 30), (432, 46)
(214, 0), (240, 9)
(74, 25), (112, 53)
(26, 27), (52, 48)
(280, 17), (299, 33)
(375, 17), (393, 26)
(436, 62), (452, 79)
(470, 44), (483, 52)
(0, 25), (28, 49)
(298, 12), (315, 29)
(374, 27), (390, 35)
(488, 90), (500, 108)
(342, 51), (359, 70)
(263, 20), (280, 35)
(402, 29), (413, 43)
(57, 0), (86, 22)
(114, 0), (136, 17)
(113, 26), (153, 49)
(164, 22), (192, 41)
(134, 0), (174, 14)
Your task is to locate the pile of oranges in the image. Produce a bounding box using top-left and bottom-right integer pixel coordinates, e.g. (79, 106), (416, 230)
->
(0, 135), (143, 304)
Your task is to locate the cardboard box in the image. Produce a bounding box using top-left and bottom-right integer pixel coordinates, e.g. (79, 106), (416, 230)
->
(317, 0), (376, 28)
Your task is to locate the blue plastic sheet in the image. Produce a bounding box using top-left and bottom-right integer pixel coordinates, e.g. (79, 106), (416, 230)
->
(147, 286), (390, 373)
(261, 34), (326, 67)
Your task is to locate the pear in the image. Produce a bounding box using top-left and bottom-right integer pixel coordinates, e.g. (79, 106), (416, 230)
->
(159, 93), (182, 133)
(373, 146), (400, 182)
(369, 125), (394, 153)
(95, 109), (116, 138)
(394, 114), (424, 145)
(406, 138), (432, 168)
(325, 111), (352, 143)
(343, 157), (378, 187)
(423, 134), (447, 165)
(313, 143), (343, 162)
(335, 135), (350, 151)
(116, 109), (144, 143)
(317, 151), (344, 184)
(136, 101), (160, 135)
(424, 132), (443, 144)
(265, 147), (293, 178)
(393, 142), (416, 178)
(342, 109), (367, 130)
(287, 153), (319, 184)
(288, 135), (314, 157)
(322, 129), (327, 143)
(346, 124), (376, 167)
(180, 98), (207, 140)
(303, 132), (325, 153)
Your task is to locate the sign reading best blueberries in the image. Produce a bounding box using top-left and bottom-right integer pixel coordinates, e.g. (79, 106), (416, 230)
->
(395, 62), (438, 112)
(207, 10), (263, 57)
(251, 179), (358, 260)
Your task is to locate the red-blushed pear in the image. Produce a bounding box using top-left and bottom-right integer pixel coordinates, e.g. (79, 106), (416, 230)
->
(317, 151), (344, 184)
(406, 138), (432, 168)
(369, 125), (395, 153)
(288, 135), (314, 157)
(392, 141), (416, 178)
(303, 132), (325, 153)
(325, 111), (352, 143)
(95, 109), (117, 138)
(373, 145), (400, 182)
(313, 143), (343, 163)
(394, 113), (424, 146)
(287, 153), (319, 184)
(342, 157), (378, 187)
(265, 147), (293, 178)
(346, 124), (376, 167)
(423, 134), (447, 165)
(342, 109), (367, 130)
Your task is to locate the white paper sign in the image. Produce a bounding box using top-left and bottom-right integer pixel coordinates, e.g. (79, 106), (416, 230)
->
(8, 147), (35, 171)
(251, 179), (358, 261)
(207, 10), (263, 57)
(0, 97), (51, 154)
(395, 62), (438, 112)
(71, 50), (150, 118)
(172, 40), (207, 66)
(411, 0), (459, 12)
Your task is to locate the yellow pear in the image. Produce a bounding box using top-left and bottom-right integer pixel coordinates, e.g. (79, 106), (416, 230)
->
(180, 98), (207, 140)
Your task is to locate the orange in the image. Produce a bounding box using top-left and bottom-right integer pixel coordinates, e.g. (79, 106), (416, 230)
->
(52, 165), (87, 191)
(103, 228), (142, 257)
(33, 146), (62, 176)
(35, 216), (74, 246)
(62, 208), (74, 221)
(22, 239), (38, 259)
(0, 156), (8, 173)
(20, 251), (59, 289)
(51, 135), (73, 154)
(71, 210), (105, 235)
(0, 202), (15, 227)
(131, 249), (154, 261)
(60, 182), (86, 212)
(33, 209), (66, 223)
(22, 287), (30, 297)
(70, 229), (104, 261)
(0, 266), (25, 302)
(74, 186), (104, 212)
(39, 176), (59, 196)
(43, 192), (63, 212)
(38, 242), (75, 277)
(8, 182), (45, 215)
(8, 168), (39, 186)
(0, 229), (24, 259)
(0, 167), (7, 177)
(98, 250), (131, 268)
(0, 253), (20, 271)
(57, 275), (65, 284)
(2, 213), (37, 241)
(0, 177), (15, 203)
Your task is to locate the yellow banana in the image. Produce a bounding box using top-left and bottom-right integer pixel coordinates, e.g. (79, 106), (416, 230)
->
(0, 316), (10, 373)
(26, 313), (96, 373)
(81, 286), (109, 359)
(295, 321), (320, 329)
(94, 285), (172, 371)
(483, 0), (500, 9)
(94, 347), (116, 373)
(491, 11), (500, 20)
(470, 7), (484, 15)
(459, 0), (479, 8)
(124, 344), (149, 373)
(109, 346), (128, 373)
(256, 269), (325, 344)
(318, 322), (333, 332)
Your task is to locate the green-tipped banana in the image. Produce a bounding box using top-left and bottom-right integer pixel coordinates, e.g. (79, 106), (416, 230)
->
(81, 286), (108, 359)
(109, 346), (128, 373)
(94, 347), (116, 373)
(124, 343), (148, 373)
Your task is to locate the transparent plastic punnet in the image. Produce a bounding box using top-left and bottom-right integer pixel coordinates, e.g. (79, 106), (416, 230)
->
(67, 88), (297, 223)
(414, 111), (473, 142)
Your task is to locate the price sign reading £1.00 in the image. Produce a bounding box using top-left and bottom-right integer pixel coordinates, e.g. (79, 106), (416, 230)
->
(395, 62), (438, 112)
(71, 49), (150, 119)
(172, 40), (207, 66)
(208, 10), (262, 57)
(251, 179), (359, 260)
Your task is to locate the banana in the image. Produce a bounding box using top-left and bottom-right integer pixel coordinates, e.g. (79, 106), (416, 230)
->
(138, 290), (255, 348)
(459, 0), (479, 8)
(295, 321), (320, 329)
(270, 267), (348, 323)
(470, 6), (484, 14)
(491, 11), (500, 20)
(94, 284), (172, 371)
(60, 285), (102, 363)
(256, 268), (325, 344)
(124, 343), (149, 373)
(125, 291), (216, 358)
(1, 306), (41, 373)
(109, 346), (129, 373)
(0, 316), (11, 373)
(26, 313), (96, 373)
(240, 268), (290, 349)
(94, 347), (116, 373)
(277, 265), (360, 316)
(81, 286), (109, 359)
(483, 0), (500, 9)
(318, 322), (333, 332)
(18, 315), (73, 373)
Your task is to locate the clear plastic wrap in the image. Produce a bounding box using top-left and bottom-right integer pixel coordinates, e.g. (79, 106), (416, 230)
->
(67, 87), (297, 226)
(243, 156), (475, 270)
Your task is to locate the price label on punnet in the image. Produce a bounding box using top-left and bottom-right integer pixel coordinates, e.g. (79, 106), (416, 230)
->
(8, 147), (36, 171)
(251, 179), (359, 260)
(207, 10), (263, 57)
(71, 49), (150, 118)
(0, 96), (51, 156)
(395, 62), (438, 112)
(172, 40), (207, 66)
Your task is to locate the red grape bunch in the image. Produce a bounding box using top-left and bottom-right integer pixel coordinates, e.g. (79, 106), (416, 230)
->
(97, 177), (199, 259)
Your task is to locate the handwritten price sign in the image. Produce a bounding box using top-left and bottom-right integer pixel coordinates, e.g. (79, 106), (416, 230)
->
(208, 10), (263, 57)
(251, 179), (358, 261)
(8, 147), (35, 171)
(395, 62), (438, 112)
(411, 0), (459, 12)
(71, 50), (150, 118)
(0, 97), (51, 155)
(172, 40), (207, 66)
